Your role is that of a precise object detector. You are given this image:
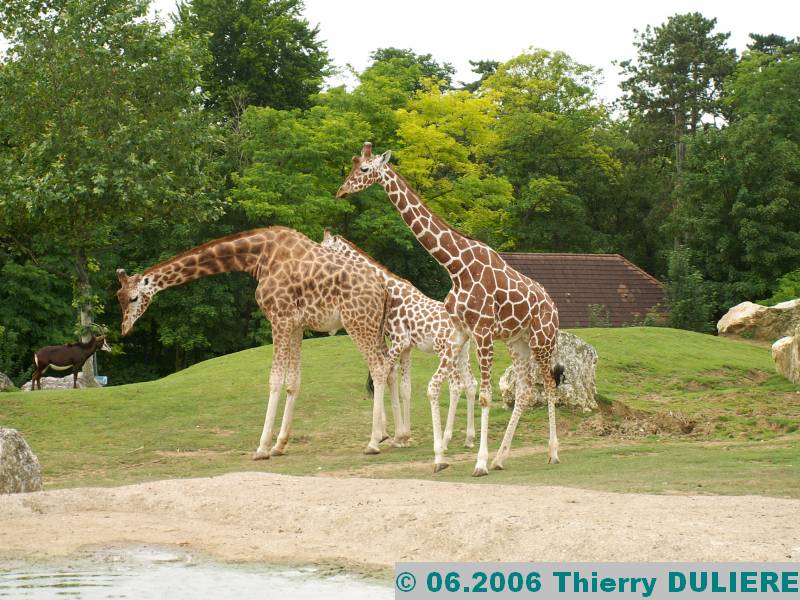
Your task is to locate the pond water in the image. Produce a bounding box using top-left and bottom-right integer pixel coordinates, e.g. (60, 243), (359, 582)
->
(0, 547), (392, 599)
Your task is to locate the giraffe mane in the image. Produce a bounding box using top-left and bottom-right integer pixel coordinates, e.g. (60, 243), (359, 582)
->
(142, 226), (300, 275)
(332, 235), (417, 288)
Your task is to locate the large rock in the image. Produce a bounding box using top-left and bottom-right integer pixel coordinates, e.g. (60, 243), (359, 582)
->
(0, 372), (14, 392)
(0, 427), (43, 494)
(717, 299), (800, 341)
(21, 372), (91, 391)
(772, 336), (800, 384)
(500, 330), (598, 412)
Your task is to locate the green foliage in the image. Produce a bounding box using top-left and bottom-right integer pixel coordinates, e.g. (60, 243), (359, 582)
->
(587, 304), (612, 327)
(175, 0), (329, 115)
(665, 247), (715, 332)
(617, 12), (737, 161)
(760, 270), (800, 306)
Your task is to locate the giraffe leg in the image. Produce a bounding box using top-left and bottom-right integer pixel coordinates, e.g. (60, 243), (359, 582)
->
(472, 331), (494, 477)
(387, 362), (405, 447)
(253, 324), (290, 460)
(458, 340), (477, 448)
(442, 374), (458, 452)
(347, 325), (392, 455)
(534, 348), (561, 464)
(270, 327), (304, 457)
(399, 350), (412, 444)
(427, 356), (450, 472)
(491, 340), (531, 470)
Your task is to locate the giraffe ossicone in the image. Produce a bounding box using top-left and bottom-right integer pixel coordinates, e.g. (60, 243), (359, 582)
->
(338, 142), (564, 475)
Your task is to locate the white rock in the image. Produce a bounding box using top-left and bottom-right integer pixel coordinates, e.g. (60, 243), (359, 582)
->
(500, 330), (598, 412)
(717, 299), (800, 341)
(772, 336), (800, 384)
(21, 372), (91, 391)
(0, 427), (43, 494)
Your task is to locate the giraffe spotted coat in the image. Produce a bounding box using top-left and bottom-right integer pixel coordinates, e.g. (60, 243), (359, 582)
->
(116, 226), (401, 458)
(321, 230), (477, 449)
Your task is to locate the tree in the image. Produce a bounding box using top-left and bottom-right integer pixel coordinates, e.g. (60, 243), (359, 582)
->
(175, 0), (329, 115)
(481, 49), (621, 253)
(617, 13), (737, 165)
(394, 83), (514, 248)
(0, 0), (222, 382)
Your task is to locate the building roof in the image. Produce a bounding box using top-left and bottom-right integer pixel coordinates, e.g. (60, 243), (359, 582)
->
(500, 253), (666, 328)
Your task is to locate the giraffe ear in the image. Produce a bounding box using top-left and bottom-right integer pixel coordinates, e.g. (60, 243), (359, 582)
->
(323, 228), (332, 242)
(379, 150), (392, 165)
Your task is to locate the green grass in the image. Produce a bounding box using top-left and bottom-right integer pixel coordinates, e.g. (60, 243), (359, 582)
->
(1, 328), (798, 497)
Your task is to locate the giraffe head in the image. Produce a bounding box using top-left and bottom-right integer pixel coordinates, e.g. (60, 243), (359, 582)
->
(116, 269), (157, 336)
(336, 142), (392, 198)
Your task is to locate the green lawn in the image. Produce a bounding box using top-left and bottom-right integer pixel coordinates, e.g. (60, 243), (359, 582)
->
(1, 328), (798, 497)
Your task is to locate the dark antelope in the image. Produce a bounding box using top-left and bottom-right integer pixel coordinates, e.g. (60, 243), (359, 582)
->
(32, 330), (111, 390)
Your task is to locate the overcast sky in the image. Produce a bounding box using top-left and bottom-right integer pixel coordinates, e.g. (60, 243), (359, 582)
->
(7, 1), (800, 103)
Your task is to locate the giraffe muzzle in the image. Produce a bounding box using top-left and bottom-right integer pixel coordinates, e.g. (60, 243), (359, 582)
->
(335, 186), (349, 199)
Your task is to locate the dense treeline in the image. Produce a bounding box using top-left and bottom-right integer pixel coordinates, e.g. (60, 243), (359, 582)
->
(1, 0), (798, 385)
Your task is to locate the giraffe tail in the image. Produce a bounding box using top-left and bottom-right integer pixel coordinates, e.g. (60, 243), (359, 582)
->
(552, 363), (565, 387)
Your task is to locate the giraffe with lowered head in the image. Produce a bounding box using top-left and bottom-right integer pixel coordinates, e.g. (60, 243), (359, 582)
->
(337, 143), (564, 476)
(116, 227), (397, 458)
(322, 229), (477, 456)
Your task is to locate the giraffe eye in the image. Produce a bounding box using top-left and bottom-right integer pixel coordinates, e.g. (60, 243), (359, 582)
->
(360, 166), (369, 173)
(130, 295), (139, 302)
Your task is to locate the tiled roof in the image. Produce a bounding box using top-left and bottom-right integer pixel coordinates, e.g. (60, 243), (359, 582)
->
(500, 253), (667, 327)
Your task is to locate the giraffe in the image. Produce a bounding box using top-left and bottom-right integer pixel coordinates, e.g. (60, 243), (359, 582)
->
(337, 143), (564, 476)
(115, 226), (399, 459)
(321, 230), (477, 461)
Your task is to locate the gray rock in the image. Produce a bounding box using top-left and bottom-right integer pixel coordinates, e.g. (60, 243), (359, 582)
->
(500, 330), (598, 412)
(0, 372), (14, 392)
(0, 427), (43, 494)
(717, 299), (800, 341)
(21, 372), (91, 391)
(772, 335), (800, 384)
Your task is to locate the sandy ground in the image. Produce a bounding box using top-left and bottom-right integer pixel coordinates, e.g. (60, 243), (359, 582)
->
(1, 472), (799, 574)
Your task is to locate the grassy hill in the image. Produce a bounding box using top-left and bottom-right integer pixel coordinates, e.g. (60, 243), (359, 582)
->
(1, 328), (798, 497)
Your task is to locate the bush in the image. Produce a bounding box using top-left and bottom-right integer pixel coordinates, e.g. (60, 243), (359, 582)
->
(666, 247), (715, 333)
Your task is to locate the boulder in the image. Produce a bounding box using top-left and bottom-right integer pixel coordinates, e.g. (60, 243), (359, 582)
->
(500, 330), (598, 412)
(0, 427), (43, 494)
(21, 372), (91, 391)
(0, 372), (14, 392)
(772, 335), (800, 384)
(717, 299), (800, 341)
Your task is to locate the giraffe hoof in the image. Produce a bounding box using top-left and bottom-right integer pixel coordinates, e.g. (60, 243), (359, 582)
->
(548, 456), (560, 465)
(464, 440), (475, 449)
(472, 467), (489, 478)
(433, 462), (449, 473)
(364, 444), (381, 455)
(269, 448), (285, 457)
(252, 450), (270, 461)
(490, 461), (504, 471)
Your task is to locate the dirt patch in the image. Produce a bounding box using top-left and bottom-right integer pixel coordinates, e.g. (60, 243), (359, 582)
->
(0, 472), (798, 570)
(579, 399), (696, 438)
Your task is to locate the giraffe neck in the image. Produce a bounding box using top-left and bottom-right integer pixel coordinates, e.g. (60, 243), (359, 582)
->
(379, 166), (470, 276)
(144, 231), (265, 293)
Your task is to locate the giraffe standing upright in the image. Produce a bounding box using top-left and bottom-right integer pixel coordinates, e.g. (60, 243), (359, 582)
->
(322, 230), (477, 459)
(115, 227), (398, 458)
(337, 143), (564, 476)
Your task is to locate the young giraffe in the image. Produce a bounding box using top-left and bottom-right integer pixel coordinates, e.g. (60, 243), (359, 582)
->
(337, 143), (564, 476)
(321, 230), (477, 459)
(115, 226), (398, 458)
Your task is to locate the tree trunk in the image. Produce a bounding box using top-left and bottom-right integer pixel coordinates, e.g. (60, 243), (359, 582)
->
(74, 249), (100, 388)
